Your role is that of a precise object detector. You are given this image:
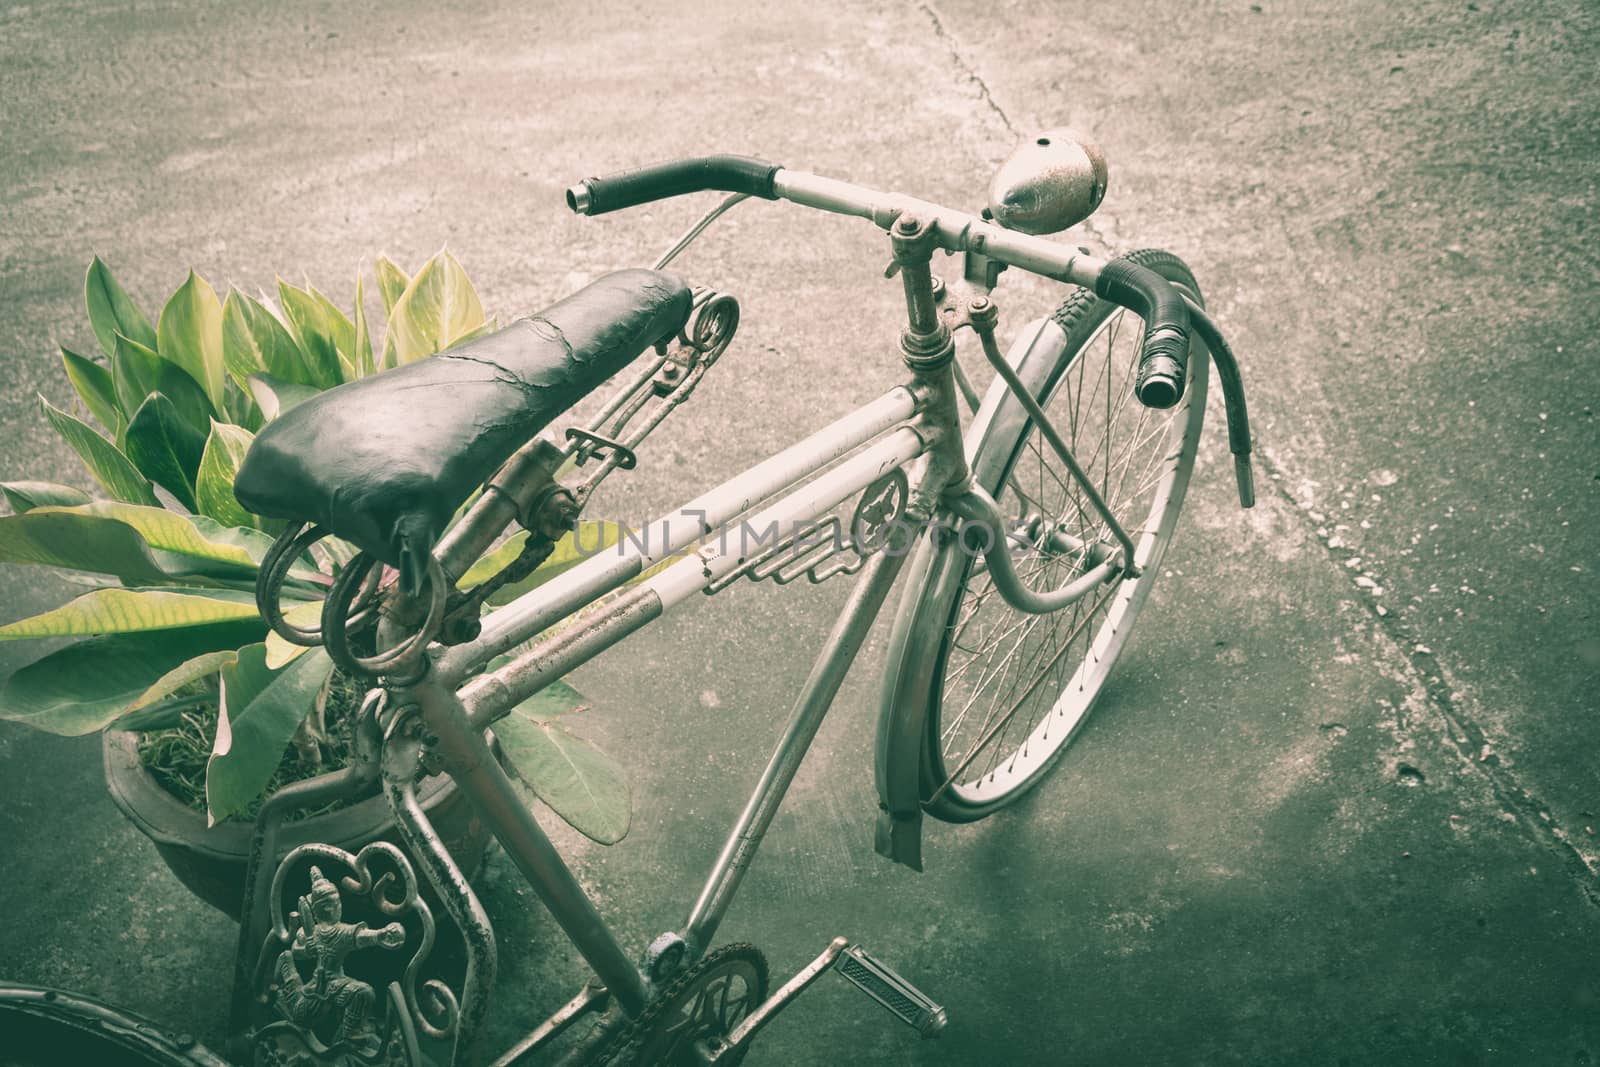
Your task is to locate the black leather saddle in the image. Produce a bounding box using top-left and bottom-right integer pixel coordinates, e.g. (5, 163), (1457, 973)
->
(235, 268), (691, 582)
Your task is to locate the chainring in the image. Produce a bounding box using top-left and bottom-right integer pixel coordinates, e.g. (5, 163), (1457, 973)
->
(593, 943), (769, 1067)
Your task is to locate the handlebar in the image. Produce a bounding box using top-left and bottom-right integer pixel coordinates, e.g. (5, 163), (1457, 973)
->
(1092, 259), (1190, 409)
(566, 155), (782, 215)
(565, 154), (1191, 409)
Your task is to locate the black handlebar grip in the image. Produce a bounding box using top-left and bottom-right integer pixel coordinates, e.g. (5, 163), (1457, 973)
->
(1133, 327), (1187, 410)
(1093, 259), (1191, 410)
(567, 155), (783, 216)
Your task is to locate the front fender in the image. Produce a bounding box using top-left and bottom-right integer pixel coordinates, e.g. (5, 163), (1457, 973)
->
(872, 316), (1070, 869)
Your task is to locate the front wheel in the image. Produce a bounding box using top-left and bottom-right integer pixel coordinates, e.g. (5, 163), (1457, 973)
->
(887, 249), (1209, 823)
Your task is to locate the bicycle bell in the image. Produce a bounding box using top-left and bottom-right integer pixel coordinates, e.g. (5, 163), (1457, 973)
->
(987, 128), (1108, 235)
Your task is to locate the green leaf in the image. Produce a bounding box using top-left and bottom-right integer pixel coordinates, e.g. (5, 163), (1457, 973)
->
(111, 332), (214, 435)
(445, 317), (499, 348)
(221, 375), (264, 432)
(508, 678), (587, 723)
(206, 646), (332, 823)
(353, 269), (375, 379)
(121, 648), (239, 714)
(384, 250), (485, 367)
(156, 271), (227, 412)
(31, 501), (260, 575)
(0, 620), (263, 735)
(111, 332), (162, 422)
(222, 290), (314, 387)
(496, 689), (631, 844)
(39, 396), (159, 506)
(184, 511), (286, 567)
(85, 257), (157, 358)
(246, 374), (322, 422)
(1, 481), (92, 514)
(264, 599), (320, 668)
(60, 346), (123, 435)
(307, 283), (357, 376)
(276, 281), (348, 388)
(194, 421), (258, 528)
(156, 360), (217, 433)
(0, 585), (258, 640)
(112, 690), (215, 732)
(460, 521), (624, 605)
(373, 255), (409, 320)
(123, 393), (206, 510)
(0, 503), (272, 584)
(0, 508), (170, 581)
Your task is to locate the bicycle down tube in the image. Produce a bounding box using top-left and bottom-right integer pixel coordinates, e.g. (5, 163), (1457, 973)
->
(391, 395), (937, 1036)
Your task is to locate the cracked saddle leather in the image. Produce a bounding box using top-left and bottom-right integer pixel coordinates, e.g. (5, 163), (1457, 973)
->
(235, 268), (692, 586)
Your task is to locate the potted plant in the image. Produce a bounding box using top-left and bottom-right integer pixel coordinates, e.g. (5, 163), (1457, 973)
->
(0, 255), (632, 918)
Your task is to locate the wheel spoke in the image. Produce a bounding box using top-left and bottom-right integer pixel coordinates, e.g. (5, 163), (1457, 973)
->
(934, 584), (1120, 797)
(921, 272), (1205, 812)
(969, 598), (1060, 760)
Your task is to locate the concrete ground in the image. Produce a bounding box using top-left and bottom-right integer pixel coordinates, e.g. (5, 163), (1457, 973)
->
(1, 0), (1597, 1063)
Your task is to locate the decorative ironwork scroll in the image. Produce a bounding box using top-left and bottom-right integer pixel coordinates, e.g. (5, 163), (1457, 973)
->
(249, 841), (458, 1067)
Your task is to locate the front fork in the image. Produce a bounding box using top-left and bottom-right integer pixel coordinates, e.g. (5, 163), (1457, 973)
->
(872, 212), (1143, 868)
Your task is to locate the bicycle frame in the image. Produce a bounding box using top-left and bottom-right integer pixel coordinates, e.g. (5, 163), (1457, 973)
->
(344, 215), (1125, 1064)
(234, 172), (1244, 1065)
(396, 397), (928, 1022)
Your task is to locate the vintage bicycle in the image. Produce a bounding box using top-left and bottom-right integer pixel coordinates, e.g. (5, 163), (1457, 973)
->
(0, 130), (1255, 1066)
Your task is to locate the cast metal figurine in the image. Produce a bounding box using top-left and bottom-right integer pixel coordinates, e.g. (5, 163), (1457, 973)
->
(273, 865), (404, 1052)
(252, 842), (456, 1067)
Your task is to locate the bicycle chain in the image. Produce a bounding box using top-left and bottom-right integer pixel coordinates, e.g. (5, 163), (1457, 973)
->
(591, 942), (769, 1067)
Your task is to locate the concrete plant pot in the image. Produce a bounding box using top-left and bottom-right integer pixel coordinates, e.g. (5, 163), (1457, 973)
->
(101, 730), (490, 920)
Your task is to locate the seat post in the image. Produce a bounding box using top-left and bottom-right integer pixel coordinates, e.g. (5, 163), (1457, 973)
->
(433, 438), (567, 583)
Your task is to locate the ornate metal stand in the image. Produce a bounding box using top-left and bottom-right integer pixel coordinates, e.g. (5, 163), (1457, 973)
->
(225, 692), (478, 1067)
(244, 841), (459, 1067)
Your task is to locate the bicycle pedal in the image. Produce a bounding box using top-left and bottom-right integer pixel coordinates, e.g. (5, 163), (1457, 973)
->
(833, 944), (946, 1038)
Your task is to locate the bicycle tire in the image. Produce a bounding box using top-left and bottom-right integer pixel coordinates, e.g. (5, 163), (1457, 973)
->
(886, 249), (1209, 823)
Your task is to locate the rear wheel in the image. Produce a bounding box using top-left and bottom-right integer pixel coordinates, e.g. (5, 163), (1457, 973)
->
(901, 249), (1208, 823)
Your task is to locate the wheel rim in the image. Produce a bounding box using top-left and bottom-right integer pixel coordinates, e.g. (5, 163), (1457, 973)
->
(927, 301), (1208, 808)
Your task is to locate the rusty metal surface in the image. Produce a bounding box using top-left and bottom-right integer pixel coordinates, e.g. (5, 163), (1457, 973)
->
(381, 721), (495, 1064)
(229, 691), (387, 1054)
(403, 674), (650, 1020)
(0, 984), (232, 1066)
(986, 128), (1108, 236)
(249, 841), (445, 1065)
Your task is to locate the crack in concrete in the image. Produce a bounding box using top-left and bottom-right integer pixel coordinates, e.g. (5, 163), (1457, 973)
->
(915, 0), (1023, 139)
(1255, 445), (1600, 907)
(918, 2), (1117, 250)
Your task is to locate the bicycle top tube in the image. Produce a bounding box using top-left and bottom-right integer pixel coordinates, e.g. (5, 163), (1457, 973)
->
(564, 156), (1107, 291)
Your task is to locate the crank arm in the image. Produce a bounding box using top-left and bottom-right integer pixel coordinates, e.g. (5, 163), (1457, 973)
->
(697, 938), (850, 1063)
(696, 937), (946, 1063)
